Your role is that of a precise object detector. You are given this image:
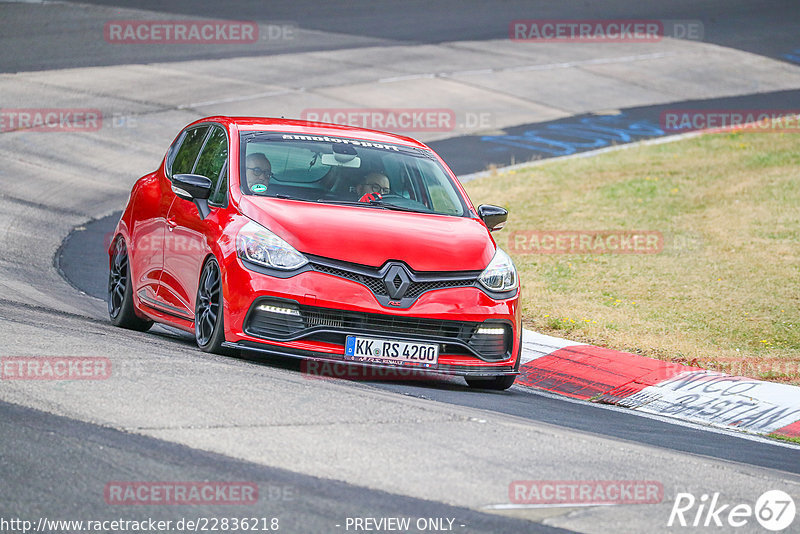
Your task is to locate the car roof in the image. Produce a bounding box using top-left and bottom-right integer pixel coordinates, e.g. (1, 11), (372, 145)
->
(194, 116), (431, 151)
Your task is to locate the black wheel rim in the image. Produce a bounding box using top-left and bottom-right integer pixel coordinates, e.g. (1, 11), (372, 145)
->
(196, 260), (221, 346)
(108, 239), (128, 319)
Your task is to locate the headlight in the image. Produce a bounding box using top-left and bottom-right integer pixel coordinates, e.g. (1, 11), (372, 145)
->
(478, 248), (518, 293)
(236, 220), (308, 270)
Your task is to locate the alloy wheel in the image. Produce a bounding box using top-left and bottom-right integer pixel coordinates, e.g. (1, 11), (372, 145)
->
(196, 260), (222, 347)
(108, 238), (128, 319)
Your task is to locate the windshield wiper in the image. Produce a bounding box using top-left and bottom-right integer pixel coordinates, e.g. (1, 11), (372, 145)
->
(318, 198), (424, 213)
(317, 199), (361, 206)
(363, 200), (422, 212)
(272, 193), (311, 202)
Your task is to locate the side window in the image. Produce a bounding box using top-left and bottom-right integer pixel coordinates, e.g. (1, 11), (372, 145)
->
(194, 126), (229, 205)
(170, 126), (209, 178)
(210, 161), (229, 206)
(419, 161), (460, 215)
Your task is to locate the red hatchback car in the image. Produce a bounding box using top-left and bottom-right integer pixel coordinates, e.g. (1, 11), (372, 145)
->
(108, 117), (521, 389)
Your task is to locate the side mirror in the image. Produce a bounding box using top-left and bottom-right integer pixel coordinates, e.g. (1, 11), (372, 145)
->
(478, 204), (508, 231)
(172, 174), (213, 219)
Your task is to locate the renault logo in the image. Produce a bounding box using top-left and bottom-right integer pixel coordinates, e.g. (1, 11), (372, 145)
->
(383, 265), (411, 300)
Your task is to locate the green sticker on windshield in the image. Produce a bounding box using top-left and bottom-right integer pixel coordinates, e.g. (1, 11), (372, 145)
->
(251, 183), (268, 193)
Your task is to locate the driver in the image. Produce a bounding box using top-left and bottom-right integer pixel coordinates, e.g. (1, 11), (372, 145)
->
(355, 172), (390, 202)
(246, 153), (272, 193)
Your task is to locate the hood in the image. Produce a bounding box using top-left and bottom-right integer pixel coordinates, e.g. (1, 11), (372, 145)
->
(238, 196), (495, 272)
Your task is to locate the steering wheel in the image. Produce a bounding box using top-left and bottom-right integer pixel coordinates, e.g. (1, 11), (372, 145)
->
(358, 192), (382, 203)
(358, 192), (407, 203)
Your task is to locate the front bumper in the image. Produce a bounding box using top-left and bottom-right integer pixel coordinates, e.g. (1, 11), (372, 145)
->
(222, 258), (521, 377)
(223, 339), (520, 378)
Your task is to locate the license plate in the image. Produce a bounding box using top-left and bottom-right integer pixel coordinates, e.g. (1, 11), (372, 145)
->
(344, 336), (438, 366)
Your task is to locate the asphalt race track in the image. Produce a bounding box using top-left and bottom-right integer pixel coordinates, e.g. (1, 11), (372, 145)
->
(2, 2), (800, 533)
(61, 208), (800, 476)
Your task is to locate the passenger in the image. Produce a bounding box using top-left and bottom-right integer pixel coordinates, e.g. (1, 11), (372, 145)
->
(245, 153), (272, 193)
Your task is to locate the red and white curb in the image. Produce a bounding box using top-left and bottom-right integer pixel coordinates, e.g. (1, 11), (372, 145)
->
(460, 125), (800, 441)
(518, 329), (800, 440)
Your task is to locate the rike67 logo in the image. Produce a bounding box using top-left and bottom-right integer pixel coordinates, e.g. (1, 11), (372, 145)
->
(668, 490), (796, 531)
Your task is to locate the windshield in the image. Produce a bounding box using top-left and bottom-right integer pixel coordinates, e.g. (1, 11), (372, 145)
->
(239, 132), (468, 216)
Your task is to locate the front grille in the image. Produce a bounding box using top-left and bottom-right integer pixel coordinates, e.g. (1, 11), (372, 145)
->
(306, 311), (344, 328)
(300, 307), (472, 339)
(309, 258), (477, 305)
(244, 301), (512, 361)
(405, 279), (474, 299)
(313, 263), (380, 289)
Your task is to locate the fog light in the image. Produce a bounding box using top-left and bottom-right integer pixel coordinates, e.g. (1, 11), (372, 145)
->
(257, 304), (301, 316)
(475, 326), (506, 336)
(468, 324), (510, 360)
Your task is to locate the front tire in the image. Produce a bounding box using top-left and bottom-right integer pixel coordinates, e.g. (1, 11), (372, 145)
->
(466, 332), (521, 391)
(108, 237), (153, 332)
(195, 257), (234, 355)
(465, 374), (516, 391)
